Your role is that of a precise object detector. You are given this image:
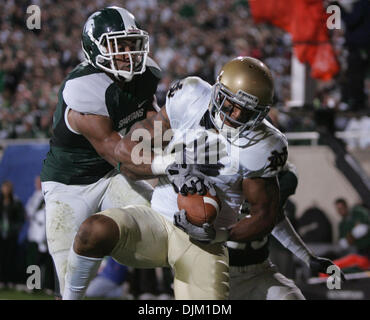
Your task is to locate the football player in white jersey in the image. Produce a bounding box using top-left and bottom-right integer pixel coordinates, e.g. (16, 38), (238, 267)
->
(62, 57), (342, 300)
(227, 161), (304, 300)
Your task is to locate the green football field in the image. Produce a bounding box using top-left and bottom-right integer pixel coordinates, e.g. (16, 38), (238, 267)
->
(0, 289), (54, 300)
(0, 288), (123, 300)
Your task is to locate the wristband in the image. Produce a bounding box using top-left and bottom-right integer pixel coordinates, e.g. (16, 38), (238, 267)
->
(211, 227), (230, 244)
(116, 162), (121, 172)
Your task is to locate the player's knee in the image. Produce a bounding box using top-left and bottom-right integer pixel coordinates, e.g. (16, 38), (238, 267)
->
(74, 214), (119, 258)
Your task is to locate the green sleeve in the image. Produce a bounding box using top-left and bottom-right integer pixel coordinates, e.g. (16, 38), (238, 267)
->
(351, 205), (370, 225)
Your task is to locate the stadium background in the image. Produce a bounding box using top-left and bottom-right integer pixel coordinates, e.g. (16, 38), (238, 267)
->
(0, 0), (369, 300)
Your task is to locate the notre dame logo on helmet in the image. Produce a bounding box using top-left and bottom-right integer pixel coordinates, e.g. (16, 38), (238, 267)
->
(267, 147), (288, 172)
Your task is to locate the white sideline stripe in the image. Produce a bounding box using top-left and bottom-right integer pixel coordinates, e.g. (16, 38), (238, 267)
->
(204, 197), (220, 214)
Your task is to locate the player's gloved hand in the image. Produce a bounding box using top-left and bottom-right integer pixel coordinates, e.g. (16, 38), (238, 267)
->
(309, 255), (346, 282)
(165, 130), (226, 195)
(166, 163), (222, 196)
(174, 209), (229, 243)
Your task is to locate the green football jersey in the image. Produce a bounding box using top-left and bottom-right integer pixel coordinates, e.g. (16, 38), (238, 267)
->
(339, 205), (370, 252)
(41, 58), (161, 185)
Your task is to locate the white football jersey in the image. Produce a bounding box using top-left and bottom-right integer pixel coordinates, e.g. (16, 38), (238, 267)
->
(151, 77), (288, 228)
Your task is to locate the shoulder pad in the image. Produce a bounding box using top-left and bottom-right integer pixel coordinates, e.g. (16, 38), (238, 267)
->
(282, 161), (298, 176)
(240, 122), (288, 178)
(165, 77), (212, 129)
(63, 72), (114, 116)
(146, 57), (162, 79)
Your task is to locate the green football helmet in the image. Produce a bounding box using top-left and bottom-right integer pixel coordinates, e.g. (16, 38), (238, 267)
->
(81, 6), (149, 81)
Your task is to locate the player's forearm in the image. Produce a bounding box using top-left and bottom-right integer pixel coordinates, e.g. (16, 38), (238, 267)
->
(114, 137), (156, 177)
(89, 132), (153, 179)
(271, 215), (314, 266)
(93, 134), (122, 168)
(114, 135), (176, 178)
(228, 207), (277, 242)
(114, 106), (174, 177)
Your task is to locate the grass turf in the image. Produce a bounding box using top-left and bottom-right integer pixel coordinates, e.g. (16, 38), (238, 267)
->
(0, 288), (54, 300)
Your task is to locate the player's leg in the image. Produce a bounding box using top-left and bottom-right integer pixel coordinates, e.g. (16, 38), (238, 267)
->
(43, 184), (97, 296)
(229, 260), (305, 300)
(63, 205), (170, 299)
(42, 176), (112, 296)
(167, 225), (229, 300)
(100, 174), (154, 210)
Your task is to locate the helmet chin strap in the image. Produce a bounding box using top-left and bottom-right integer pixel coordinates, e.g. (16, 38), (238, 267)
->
(95, 54), (134, 81)
(211, 108), (260, 146)
(214, 112), (240, 140)
(113, 72), (133, 82)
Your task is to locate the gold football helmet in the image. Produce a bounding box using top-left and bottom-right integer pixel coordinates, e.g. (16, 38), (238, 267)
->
(210, 56), (274, 139)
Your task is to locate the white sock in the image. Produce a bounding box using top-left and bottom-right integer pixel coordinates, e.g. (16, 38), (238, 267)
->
(63, 247), (103, 300)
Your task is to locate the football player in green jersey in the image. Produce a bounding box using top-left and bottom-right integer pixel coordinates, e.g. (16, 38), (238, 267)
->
(40, 6), (162, 297)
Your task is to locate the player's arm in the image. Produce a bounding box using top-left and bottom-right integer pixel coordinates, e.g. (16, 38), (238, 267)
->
(268, 165), (313, 260)
(174, 176), (281, 243)
(68, 110), (121, 167)
(272, 214), (346, 280)
(113, 106), (173, 178)
(68, 110), (144, 179)
(228, 176), (280, 242)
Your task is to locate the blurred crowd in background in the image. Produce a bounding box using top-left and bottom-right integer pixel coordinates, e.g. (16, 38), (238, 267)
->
(0, 0), (369, 143)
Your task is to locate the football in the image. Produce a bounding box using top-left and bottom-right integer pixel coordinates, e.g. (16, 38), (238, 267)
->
(177, 191), (221, 227)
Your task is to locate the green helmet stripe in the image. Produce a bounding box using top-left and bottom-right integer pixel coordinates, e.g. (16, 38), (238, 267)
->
(108, 6), (137, 30)
(92, 8), (125, 39)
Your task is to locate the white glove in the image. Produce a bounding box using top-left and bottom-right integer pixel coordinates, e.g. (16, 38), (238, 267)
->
(174, 210), (229, 244)
(165, 163), (222, 195)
